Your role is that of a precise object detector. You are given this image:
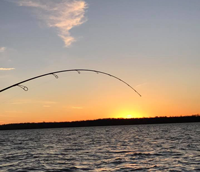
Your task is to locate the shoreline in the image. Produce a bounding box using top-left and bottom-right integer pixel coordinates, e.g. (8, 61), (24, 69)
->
(0, 115), (199, 131)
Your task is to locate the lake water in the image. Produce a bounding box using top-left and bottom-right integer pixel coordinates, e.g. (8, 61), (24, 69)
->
(0, 123), (200, 171)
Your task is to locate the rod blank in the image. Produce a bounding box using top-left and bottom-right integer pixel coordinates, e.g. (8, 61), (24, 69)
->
(0, 69), (141, 97)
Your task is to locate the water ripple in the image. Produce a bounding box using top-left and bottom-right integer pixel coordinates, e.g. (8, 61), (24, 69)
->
(0, 123), (200, 171)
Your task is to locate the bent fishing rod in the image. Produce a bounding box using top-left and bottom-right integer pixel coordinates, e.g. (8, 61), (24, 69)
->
(0, 69), (141, 97)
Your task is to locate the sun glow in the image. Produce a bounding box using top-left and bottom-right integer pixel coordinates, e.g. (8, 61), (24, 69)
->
(113, 110), (143, 119)
(125, 114), (134, 119)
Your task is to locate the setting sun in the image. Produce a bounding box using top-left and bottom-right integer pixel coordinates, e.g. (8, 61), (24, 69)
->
(113, 110), (143, 119)
(0, 0), (199, 171)
(125, 114), (134, 119)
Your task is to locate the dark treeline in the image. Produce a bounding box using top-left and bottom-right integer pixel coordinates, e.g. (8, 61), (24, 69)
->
(0, 115), (200, 130)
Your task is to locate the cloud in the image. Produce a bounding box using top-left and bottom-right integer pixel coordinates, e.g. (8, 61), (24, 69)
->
(135, 82), (148, 88)
(43, 105), (51, 108)
(63, 105), (83, 110)
(0, 47), (6, 53)
(11, 99), (32, 105)
(0, 68), (15, 71)
(16, 0), (87, 47)
(71, 106), (83, 109)
(5, 110), (24, 114)
(39, 101), (57, 104)
(12, 99), (57, 105)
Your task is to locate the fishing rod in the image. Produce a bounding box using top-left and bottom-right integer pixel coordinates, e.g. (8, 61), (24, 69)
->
(0, 69), (141, 97)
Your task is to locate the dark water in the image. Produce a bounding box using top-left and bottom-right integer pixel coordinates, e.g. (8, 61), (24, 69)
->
(0, 123), (200, 172)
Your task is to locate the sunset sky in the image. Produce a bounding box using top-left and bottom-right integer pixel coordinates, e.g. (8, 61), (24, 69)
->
(1, 0), (200, 124)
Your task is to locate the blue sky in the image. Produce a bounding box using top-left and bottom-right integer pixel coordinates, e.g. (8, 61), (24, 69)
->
(0, 0), (200, 124)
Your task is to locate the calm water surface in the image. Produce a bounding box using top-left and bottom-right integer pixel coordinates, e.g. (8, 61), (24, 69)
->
(0, 123), (200, 171)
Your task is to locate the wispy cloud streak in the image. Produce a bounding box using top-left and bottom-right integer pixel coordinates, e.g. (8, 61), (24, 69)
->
(0, 68), (15, 71)
(0, 47), (6, 53)
(16, 0), (87, 47)
(12, 99), (57, 105)
(71, 106), (83, 109)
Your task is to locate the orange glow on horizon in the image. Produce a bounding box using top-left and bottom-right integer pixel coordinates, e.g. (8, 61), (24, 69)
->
(113, 110), (144, 119)
(125, 114), (134, 119)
